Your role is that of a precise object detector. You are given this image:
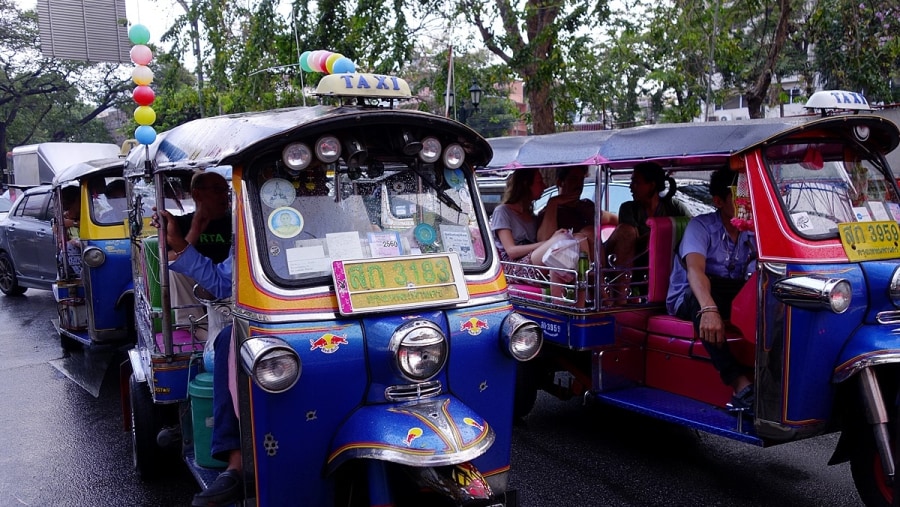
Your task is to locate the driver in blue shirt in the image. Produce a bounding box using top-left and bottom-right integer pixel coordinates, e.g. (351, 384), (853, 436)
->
(666, 167), (757, 414)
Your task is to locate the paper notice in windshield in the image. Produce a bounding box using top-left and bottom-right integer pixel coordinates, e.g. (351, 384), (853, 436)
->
(839, 221), (900, 261)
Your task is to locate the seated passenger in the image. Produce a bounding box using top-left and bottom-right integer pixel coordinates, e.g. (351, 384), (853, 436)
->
(666, 168), (757, 414)
(59, 186), (82, 277)
(604, 162), (688, 303)
(489, 168), (573, 281)
(99, 179), (128, 222)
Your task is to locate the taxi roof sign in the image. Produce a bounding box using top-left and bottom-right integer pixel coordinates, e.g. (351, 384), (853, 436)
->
(315, 73), (412, 100)
(804, 90), (873, 115)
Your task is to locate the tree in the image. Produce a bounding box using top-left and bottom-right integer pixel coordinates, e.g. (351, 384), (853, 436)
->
(0, 1), (131, 173)
(452, 0), (609, 134)
(809, 0), (900, 103)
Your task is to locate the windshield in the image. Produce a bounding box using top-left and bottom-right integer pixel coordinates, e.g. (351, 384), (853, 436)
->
(766, 141), (900, 240)
(250, 162), (488, 286)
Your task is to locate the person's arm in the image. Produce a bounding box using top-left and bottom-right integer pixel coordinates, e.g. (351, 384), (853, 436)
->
(684, 252), (725, 345)
(496, 228), (544, 259)
(170, 246), (232, 300)
(536, 197), (562, 241)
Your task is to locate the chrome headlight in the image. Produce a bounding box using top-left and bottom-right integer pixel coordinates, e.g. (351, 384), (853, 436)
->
(419, 136), (442, 163)
(442, 143), (465, 169)
(315, 135), (342, 163)
(501, 312), (542, 361)
(81, 246), (106, 268)
(282, 142), (312, 170)
(890, 267), (900, 308)
(773, 276), (852, 314)
(390, 320), (447, 381)
(240, 336), (301, 393)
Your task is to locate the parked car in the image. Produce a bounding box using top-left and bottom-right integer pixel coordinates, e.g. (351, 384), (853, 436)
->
(0, 196), (11, 221)
(0, 185), (57, 295)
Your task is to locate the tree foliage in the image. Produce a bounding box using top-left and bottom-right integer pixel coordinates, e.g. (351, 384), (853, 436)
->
(0, 1), (130, 172)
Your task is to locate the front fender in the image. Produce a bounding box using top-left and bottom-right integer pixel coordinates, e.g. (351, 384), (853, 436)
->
(833, 325), (900, 383)
(326, 395), (494, 475)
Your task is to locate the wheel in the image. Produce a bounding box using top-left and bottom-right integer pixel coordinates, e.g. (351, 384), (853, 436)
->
(849, 408), (898, 507)
(513, 362), (539, 420)
(129, 374), (175, 479)
(0, 251), (26, 296)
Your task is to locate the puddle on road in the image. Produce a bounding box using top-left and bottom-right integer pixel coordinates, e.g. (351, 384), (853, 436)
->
(49, 349), (114, 398)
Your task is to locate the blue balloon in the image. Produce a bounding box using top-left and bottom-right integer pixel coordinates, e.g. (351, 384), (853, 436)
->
(332, 57), (356, 74)
(135, 125), (157, 145)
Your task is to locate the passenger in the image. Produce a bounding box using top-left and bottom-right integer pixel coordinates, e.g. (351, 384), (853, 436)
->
(100, 179), (128, 222)
(170, 172), (232, 339)
(604, 162), (688, 303)
(666, 168), (757, 414)
(537, 166), (617, 262)
(489, 168), (573, 281)
(59, 186), (82, 277)
(160, 210), (239, 507)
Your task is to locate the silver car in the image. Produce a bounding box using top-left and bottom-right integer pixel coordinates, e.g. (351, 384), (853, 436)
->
(0, 185), (57, 295)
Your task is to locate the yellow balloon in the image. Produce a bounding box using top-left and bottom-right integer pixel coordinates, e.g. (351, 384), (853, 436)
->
(325, 53), (343, 74)
(132, 65), (154, 86)
(134, 105), (156, 126)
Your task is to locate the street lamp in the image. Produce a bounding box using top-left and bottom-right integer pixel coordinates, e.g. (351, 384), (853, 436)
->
(469, 80), (483, 113)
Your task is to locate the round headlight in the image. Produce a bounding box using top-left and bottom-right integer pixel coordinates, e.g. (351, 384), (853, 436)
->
(501, 312), (543, 361)
(827, 279), (852, 314)
(443, 143), (466, 169)
(282, 142), (312, 170)
(240, 337), (301, 393)
(890, 267), (900, 308)
(390, 320), (447, 381)
(315, 136), (342, 163)
(419, 137), (442, 163)
(81, 246), (106, 268)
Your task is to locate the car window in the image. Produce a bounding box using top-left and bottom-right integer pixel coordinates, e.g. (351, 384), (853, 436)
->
(20, 193), (50, 220)
(0, 198), (11, 213)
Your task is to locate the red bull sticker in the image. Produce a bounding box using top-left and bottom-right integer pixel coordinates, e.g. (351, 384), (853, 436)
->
(405, 427), (423, 446)
(460, 317), (488, 336)
(309, 333), (349, 353)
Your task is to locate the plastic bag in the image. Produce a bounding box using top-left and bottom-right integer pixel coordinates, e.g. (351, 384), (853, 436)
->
(541, 232), (581, 270)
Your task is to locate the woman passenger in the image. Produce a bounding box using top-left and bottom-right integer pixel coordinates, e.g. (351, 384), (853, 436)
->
(490, 168), (570, 281)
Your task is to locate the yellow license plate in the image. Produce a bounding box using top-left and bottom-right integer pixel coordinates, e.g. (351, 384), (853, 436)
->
(838, 221), (900, 261)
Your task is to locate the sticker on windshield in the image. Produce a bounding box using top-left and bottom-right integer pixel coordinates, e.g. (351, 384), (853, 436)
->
(444, 168), (465, 189)
(268, 206), (304, 239)
(791, 212), (815, 232)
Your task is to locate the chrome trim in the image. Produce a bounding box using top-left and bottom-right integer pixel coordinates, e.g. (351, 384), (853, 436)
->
(384, 380), (442, 401)
(833, 352), (900, 383)
(891, 267), (900, 308)
(876, 310), (900, 325)
(763, 261), (786, 276)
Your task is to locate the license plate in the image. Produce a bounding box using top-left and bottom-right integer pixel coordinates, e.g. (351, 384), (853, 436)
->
(838, 221), (900, 261)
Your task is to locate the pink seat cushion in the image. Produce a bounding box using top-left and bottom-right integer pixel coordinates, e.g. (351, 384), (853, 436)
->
(646, 216), (691, 303)
(509, 283), (543, 301)
(154, 329), (203, 353)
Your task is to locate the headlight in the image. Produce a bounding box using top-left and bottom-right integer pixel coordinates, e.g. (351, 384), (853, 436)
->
(81, 246), (106, 268)
(390, 320), (447, 381)
(282, 142), (312, 170)
(773, 276), (851, 314)
(240, 336), (301, 393)
(889, 267), (900, 308)
(442, 143), (465, 169)
(419, 137), (442, 163)
(501, 312), (542, 361)
(315, 135), (342, 163)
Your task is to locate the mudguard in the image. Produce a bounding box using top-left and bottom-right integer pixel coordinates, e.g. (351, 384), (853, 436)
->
(326, 395), (495, 475)
(833, 325), (900, 383)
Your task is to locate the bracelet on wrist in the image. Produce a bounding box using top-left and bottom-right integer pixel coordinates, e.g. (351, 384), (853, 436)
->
(173, 245), (189, 258)
(697, 305), (719, 317)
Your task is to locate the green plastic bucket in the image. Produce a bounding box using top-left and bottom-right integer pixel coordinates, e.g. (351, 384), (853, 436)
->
(189, 373), (227, 468)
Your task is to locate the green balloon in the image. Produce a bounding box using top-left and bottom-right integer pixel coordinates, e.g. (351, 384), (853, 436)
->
(129, 24), (150, 45)
(299, 51), (312, 72)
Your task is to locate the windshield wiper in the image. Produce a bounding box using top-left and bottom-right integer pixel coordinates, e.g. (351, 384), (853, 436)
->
(411, 165), (463, 214)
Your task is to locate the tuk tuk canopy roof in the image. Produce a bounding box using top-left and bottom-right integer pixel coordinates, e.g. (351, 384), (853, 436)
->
(124, 105), (492, 175)
(482, 115), (900, 171)
(52, 157), (126, 187)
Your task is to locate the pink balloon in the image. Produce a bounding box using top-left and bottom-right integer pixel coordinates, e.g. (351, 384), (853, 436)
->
(308, 51), (324, 71)
(130, 45), (153, 65)
(314, 51), (332, 73)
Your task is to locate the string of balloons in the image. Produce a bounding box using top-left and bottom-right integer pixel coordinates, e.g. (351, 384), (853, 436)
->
(128, 24), (156, 146)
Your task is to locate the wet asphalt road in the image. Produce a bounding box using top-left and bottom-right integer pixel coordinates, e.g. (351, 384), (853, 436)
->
(0, 290), (865, 506)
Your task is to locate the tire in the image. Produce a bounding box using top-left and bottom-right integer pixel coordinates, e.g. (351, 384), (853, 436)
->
(0, 251), (26, 296)
(60, 334), (81, 353)
(850, 411), (898, 507)
(129, 374), (174, 480)
(513, 362), (539, 420)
